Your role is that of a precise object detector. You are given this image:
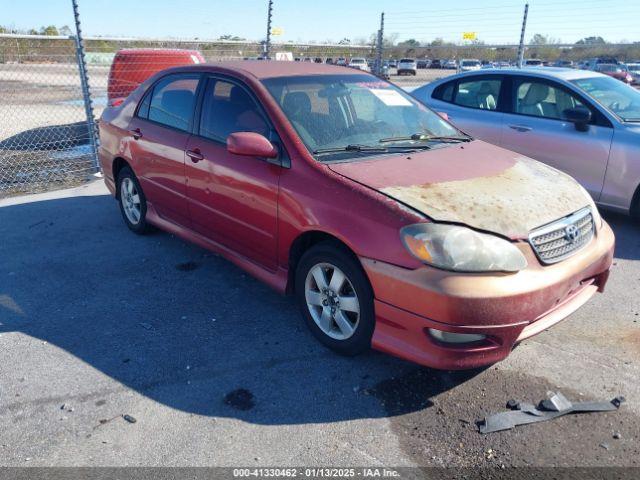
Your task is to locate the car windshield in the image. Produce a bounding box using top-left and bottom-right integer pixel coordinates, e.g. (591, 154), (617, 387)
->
(351, 58), (365, 64)
(400, 59), (414, 63)
(262, 74), (462, 159)
(462, 61), (480, 66)
(572, 76), (640, 122)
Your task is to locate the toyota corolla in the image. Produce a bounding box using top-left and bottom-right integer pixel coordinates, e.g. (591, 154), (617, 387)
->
(98, 62), (614, 370)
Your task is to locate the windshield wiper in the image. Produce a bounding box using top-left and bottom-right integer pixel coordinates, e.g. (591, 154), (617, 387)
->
(313, 143), (434, 156)
(313, 144), (389, 155)
(379, 132), (472, 144)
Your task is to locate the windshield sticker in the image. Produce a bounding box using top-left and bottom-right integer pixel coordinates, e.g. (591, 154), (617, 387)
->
(370, 89), (412, 106)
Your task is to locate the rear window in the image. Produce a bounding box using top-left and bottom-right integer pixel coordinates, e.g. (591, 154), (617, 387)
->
(142, 74), (200, 131)
(400, 59), (415, 63)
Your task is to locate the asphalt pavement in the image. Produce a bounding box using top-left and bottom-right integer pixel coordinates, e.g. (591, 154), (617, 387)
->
(0, 180), (639, 467)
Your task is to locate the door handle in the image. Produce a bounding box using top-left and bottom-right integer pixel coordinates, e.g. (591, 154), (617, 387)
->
(186, 149), (204, 162)
(508, 124), (532, 132)
(130, 128), (142, 140)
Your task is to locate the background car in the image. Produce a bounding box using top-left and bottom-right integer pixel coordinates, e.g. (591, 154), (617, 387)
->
(349, 57), (370, 72)
(627, 63), (640, 84)
(459, 59), (482, 72)
(416, 59), (430, 69)
(107, 48), (204, 104)
(524, 59), (544, 66)
(554, 60), (575, 68)
(595, 63), (634, 84)
(444, 59), (457, 69)
(397, 58), (417, 75)
(335, 57), (347, 66)
(429, 59), (443, 69)
(411, 68), (640, 216)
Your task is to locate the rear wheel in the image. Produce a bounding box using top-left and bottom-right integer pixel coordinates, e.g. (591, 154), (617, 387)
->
(117, 167), (152, 234)
(295, 242), (375, 356)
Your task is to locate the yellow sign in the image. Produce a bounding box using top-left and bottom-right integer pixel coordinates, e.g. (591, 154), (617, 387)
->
(462, 32), (477, 41)
(271, 27), (284, 36)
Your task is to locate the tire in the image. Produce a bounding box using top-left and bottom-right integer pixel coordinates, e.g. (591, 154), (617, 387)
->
(117, 166), (152, 234)
(295, 241), (375, 356)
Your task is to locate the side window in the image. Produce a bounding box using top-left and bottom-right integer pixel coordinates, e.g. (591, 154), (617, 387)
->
(453, 78), (501, 111)
(146, 74), (199, 131)
(433, 81), (454, 102)
(199, 79), (269, 142)
(514, 79), (586, 121)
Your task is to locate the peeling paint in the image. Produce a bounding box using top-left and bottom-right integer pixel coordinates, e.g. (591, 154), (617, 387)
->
(380, 158), (590, 238)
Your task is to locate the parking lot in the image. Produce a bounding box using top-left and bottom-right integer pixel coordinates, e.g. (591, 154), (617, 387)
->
(1, 180), (639, 467)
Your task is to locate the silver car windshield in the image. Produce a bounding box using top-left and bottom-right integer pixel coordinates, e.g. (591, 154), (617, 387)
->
(262, 74), (461, 159)
(572, 76), (640, 122)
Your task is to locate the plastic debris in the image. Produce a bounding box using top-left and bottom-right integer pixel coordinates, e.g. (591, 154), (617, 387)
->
(478, 392), (625, 434)
(122, 414), (137, 424)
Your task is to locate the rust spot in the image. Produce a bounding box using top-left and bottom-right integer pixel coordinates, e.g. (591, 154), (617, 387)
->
(381, 158), (590, 238)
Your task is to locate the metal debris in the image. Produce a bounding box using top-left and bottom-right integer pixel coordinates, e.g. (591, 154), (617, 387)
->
(479, 392), (625, 434)
(122, 414), (137, 424)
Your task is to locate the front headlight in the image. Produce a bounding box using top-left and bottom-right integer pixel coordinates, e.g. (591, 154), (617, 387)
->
(400, 223), (527, 273)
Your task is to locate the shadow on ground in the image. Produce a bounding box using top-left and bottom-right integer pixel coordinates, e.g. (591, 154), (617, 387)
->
(602, 210), (640, 261)
(0, 191), (485, 426)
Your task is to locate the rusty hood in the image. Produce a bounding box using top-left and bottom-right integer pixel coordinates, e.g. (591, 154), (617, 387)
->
(328, 140), (592, 239)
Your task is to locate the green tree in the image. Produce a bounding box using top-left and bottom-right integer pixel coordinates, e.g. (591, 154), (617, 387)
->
(398, 38), (420, 47)
(39, 25), (59, 36)
(576, 36), (606, 45)
(59, 25), (72, 36)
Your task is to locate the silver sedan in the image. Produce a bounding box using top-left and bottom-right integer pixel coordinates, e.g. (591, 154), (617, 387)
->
(412, 68), (640, 217)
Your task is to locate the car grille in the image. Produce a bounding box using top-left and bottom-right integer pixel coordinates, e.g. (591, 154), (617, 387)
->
(529, 208), (595, 264)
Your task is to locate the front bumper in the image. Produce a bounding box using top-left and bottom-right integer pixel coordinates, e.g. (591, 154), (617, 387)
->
(361, 221), (615, 370)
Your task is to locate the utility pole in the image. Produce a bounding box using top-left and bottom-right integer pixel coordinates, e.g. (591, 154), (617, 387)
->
(517, 3), (529, 68)
(375, 12), (385, 76)
(71, 0), (99, 172)
(265, 0), (273, 59)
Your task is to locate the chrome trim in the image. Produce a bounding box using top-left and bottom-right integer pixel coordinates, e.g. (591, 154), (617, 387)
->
(528, 207), (595, 264)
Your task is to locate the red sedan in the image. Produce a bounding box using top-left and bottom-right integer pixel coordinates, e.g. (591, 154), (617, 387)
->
(99, 62), (614, 370)
(595, 63), (634, 84)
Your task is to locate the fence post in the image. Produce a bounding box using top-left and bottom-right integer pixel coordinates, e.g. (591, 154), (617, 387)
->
(71, 0), (100, 172)
(265, 0), (273, 59)
(375, 12), (385, 76)
(517, 3), (529, 68)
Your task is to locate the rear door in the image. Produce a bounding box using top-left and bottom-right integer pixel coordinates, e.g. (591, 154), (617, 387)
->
(500, 76), (613, 200)
(127, 73), (201, 227)
(422, 74), (505, 145)
(184, 76), (282, 270)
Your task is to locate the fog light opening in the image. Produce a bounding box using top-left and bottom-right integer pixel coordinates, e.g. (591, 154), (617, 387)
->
(428, 328), (487, 345)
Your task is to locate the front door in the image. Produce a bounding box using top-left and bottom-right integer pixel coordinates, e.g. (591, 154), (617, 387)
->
(184, 77), (281, 270)
(501, 77), (613, 200)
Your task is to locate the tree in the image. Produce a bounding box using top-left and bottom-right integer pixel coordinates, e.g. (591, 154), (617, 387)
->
(576, 36), (606, 45)
(59, 25), (72, 36)
(398, 38), (420, 47)
(338, 38), (351, 45)
(39, 25), (59, 36)
(530, 33), (549, 45)
(0, 25), (7, 34)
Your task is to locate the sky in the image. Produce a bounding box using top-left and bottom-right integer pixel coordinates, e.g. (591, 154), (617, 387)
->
(2, 0), (638, 45)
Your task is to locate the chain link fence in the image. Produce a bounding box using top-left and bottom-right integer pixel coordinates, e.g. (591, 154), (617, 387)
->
(1, 0), (638, 197)
(0, 35), (96, 196)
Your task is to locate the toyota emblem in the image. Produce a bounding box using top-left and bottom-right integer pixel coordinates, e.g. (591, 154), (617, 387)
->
(564, 224), (580, 242)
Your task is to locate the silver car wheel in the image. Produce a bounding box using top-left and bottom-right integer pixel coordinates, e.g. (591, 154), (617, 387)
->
(305, 262), (360, 340)
(121, 177), (141, 225)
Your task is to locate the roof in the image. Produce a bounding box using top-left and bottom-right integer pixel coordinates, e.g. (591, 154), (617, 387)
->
(180, 60), (368, 79)
(449, 67), (604, 81)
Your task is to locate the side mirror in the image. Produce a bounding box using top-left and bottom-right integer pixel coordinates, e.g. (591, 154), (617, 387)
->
(437, 111), (449, 121)
(564, 107), (591, 132)
(227, 132), (278, 158)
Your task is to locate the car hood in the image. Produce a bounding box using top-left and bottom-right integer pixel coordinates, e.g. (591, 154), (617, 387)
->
(328, 141), (591, 239)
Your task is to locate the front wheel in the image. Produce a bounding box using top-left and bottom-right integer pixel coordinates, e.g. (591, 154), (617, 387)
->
(295, 242), (375, 356)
